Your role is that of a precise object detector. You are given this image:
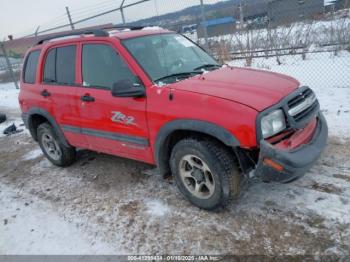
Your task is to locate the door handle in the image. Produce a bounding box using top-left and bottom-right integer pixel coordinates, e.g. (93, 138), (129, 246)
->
(41, 90), (51, 97)
(80, 94), (95, 102)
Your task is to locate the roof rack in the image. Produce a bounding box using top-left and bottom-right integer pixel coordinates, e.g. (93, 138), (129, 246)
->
(36, 29), (109, 45)
(35, 25), (155, 45)
(102, 25), (147, 31)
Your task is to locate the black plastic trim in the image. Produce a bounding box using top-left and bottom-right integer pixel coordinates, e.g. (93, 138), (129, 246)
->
(36, 29), (109, 45)
(154, 119), (240, 175)
(25, 108), (71, 147)
(62, 125), (149, 146)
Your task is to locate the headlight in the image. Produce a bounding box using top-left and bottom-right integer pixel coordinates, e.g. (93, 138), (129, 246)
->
(261, 109), (286, 138)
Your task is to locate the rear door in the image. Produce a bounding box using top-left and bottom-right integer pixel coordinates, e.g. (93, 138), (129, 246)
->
(75, 41), (152, 163)
(41, 44), (87, 148)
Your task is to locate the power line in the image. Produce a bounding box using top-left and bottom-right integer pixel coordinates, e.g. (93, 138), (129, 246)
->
(73, 4), (117, 14)
(69, 0), (118, 15)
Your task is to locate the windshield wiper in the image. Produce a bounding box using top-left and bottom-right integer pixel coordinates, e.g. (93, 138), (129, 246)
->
(154, 71), (202, 83)
(193, 64), (221, 71)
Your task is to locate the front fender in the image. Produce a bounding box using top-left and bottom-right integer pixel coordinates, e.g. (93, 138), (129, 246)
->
(154, 119), (240, 175)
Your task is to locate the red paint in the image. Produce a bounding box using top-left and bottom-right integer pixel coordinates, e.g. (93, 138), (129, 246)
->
(174, 67), (299, 112)
(275, 118), (318, 150)
(18, 30), (311, 165)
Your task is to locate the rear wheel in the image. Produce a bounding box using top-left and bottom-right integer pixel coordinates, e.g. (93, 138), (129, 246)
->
(37, 123), (76, 167)
(170, 138), (241, 210)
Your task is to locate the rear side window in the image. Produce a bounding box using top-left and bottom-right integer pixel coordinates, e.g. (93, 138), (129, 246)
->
(56, 46), (76, 85)
(43, 45), (76, 85)
(23, 50), (40, 84)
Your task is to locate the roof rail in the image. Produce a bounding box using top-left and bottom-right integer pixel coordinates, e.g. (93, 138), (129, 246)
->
(102, 25), (147, 31)
(36, 29), (109, 45)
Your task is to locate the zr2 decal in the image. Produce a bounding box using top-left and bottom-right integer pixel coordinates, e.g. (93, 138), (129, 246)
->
(111, 111), (137, 126)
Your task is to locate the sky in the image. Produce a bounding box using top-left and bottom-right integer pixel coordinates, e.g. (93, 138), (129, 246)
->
(0, 0), (222, 40)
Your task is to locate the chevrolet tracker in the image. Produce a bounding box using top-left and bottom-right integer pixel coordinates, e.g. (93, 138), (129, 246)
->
(19, 27), (328, 210)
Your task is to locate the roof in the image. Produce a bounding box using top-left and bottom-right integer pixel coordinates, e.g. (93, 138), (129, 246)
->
(4, 25), (170, 56)
(28, 28), (172, 50)
(111, 28), (171, 40)
(200, 17), (236, 27)
(34, 28), (171, 46)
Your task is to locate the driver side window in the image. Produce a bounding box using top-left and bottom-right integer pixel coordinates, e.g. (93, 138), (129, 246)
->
(82, 44), (135, 90)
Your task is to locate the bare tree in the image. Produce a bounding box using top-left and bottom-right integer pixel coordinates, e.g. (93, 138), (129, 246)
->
(266, 22), (296, 65)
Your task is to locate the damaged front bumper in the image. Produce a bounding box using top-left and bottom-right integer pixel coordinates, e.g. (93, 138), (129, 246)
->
(255, 112), (328, 183)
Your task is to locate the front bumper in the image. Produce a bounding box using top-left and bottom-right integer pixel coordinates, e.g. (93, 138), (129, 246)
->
(255, 112), (328, 183)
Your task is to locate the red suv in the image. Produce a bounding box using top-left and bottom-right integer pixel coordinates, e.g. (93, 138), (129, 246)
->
(19, 27), (328, 210)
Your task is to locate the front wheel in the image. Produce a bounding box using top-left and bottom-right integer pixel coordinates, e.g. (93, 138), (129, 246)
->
(37, 123), (76, 167)
(170, 138), (241, 210)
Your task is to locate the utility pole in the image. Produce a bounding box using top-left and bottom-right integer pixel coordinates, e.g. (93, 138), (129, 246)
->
(34, 26), (40, 37)
(65, 6), (75, 30)
(200, 0), (209, 52)
(120, 9), (126, 24)
(120, 0), (126, 25)
(239, 0), (244, 27)
(0, 42), (19, 89)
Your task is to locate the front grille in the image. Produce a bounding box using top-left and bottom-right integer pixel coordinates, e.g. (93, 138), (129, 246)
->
(287, 87), (319, 123)
(293, 101), (318, 122)
(288, 88), (313, 108)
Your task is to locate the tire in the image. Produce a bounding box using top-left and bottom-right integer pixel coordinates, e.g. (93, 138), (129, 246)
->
(37, 123), (76, 167)
(170, 138), (241, 210)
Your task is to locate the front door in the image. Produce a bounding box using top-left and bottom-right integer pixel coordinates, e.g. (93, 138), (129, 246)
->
(76, 42), (152, 163)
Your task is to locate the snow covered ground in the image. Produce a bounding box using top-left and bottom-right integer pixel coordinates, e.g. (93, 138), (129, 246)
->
(0, 184), (114, 255)
(0, 82), (22, 137)
(0, 51), (350, 255)
(0, 82), (19, 108)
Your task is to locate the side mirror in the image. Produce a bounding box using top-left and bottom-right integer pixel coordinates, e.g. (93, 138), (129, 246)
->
(111, 78), (145, 98)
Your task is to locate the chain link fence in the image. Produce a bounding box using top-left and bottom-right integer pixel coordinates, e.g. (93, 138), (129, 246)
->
(1, 0), (350, 92)
(192, 9), (350, 90)
(0, 42), (21, 88)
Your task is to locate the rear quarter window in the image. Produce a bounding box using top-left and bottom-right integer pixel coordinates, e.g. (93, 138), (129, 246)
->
(23, 50), (41, 84)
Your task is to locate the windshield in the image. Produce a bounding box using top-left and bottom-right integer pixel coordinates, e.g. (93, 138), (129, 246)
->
(123, 33), (219, 84)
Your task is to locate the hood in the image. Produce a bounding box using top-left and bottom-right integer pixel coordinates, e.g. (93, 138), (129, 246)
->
(171, 67), (300, 112)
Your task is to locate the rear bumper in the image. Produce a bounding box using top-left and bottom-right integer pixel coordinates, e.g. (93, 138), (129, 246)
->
(255, 112), (328, 183)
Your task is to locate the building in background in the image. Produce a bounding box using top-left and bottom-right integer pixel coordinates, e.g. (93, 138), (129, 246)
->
(268, 0), (324, 24)
(181, 24), (198, 34)
(3, 24), (113, 58)
(325, 0), (350, 11)
(197, 17), (236, 38)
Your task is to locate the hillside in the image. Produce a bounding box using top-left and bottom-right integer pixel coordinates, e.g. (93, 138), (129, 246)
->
(129, 0), (269, 28)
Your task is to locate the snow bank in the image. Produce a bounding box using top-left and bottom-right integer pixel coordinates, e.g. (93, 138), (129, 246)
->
(22, 147), (43, 161)
(0, 83), (24, 138)
(0, 82), (19, 109)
